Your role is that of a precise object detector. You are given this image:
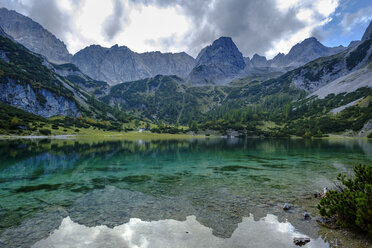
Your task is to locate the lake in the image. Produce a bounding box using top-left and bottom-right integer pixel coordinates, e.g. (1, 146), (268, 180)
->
(0, 137), (371, 247)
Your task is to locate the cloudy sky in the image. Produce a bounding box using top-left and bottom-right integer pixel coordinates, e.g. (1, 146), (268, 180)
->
(1, 0), (371, 58)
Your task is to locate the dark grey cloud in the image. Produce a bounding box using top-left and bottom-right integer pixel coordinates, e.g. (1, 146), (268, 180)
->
(139, 0), (305, 57)
(103, 0), (125, 41)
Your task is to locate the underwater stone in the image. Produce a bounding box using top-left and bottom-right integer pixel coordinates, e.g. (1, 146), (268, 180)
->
(283, 203), (291, 211)
(303, 212), (310, 219)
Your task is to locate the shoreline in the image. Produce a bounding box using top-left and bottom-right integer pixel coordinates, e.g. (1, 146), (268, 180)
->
(0, 132), (370, 140)
(0, 132), (210, 141)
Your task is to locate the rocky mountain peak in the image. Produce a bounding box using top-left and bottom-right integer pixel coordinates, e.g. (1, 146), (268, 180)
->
(0, 7), (72, 64)
(196, 36), (245, 69)
(274, 37), (345, 68)
(251, 54), (269, 67)
(288, 37), (325, 55)
(362, 20), (372, 41)
(188, 37), (246, 84)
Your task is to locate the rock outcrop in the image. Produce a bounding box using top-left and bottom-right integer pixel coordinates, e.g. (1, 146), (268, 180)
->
(362, 20), (372, 41)
(0, 79), (79, 118)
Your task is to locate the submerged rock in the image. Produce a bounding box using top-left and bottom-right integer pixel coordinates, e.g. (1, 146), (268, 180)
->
(316, 217), (339, 229)
(314, 192), (322, 198)
(283, 203), (292, 211)
(293, 237), (310, 246)
(303, 212), (311, 220)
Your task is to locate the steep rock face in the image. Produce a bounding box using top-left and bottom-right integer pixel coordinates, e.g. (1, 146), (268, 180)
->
(188, 37), (245, 85)
(72, 45), (196, 85)
(73, 44), (150, 84)
(362, 20), (372, 41)
(138, 51), (196, 78)
(0, 80), (79, 118)
(251, 54), (269, 68)
(0, 8), (72, 64)
(0, 26), (12, 40)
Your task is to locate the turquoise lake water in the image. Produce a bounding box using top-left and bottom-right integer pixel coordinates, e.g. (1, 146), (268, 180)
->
(0, 138), (371, 247)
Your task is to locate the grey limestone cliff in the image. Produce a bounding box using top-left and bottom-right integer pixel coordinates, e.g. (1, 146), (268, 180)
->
(0, 80), (79, 118)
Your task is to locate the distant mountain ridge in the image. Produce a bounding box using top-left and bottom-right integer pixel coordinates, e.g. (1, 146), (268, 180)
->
(186, 36), (346, 85)
(269, 37), (345, 68)
(72, 44), (196, 85)
(0, 8), (72, 64)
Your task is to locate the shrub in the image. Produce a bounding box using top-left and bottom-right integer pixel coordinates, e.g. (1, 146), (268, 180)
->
(318, 164), (372, 234)
(39, 128), (51, 135)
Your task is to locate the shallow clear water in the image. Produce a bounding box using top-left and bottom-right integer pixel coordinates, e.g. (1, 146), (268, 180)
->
(0, 138), (371, 247)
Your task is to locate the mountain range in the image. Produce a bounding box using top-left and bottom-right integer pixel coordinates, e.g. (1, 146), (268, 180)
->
(0, 7), (349, 86)
(0, 7), (371, 137)
(72, 45), (196, 84)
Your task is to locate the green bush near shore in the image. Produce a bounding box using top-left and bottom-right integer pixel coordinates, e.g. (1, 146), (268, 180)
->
(318, 164), (372, 234)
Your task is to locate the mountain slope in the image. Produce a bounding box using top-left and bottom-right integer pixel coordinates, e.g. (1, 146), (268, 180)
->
(0, 26), (12, 40)
(0, 8), (72, 64)
(0, 33), (123, 121)
(0, 35), (79, 117)
(271, 35), (372, 93)
(188, 37), (246, 85)
(51, 63), (110, 97)
(309, 62), (372, 99)
(72, 44), (196, 85)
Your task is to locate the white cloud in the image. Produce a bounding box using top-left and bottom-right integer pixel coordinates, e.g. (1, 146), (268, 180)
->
(113, 4), (191, 54)
(60, 0), (191, 54)
(341, 6), (372, 33)
(266, 0), (339, 58)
